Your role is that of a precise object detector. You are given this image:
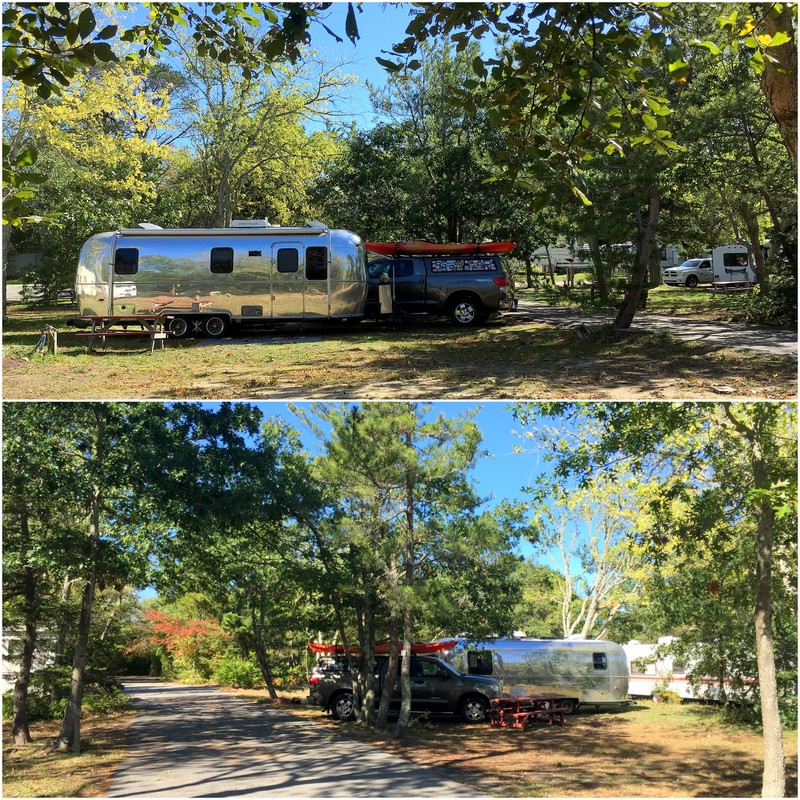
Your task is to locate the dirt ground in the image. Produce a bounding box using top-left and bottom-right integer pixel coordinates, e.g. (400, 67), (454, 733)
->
(2, 306), (796, 400)
(264, 696), (798, 798)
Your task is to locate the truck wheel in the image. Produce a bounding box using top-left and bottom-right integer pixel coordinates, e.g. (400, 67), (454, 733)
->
(685, 275), (699, 288)
(449, 296), (483, 327)
(330, 692), (356, 721)
(204, 315), (228, 338)
(168, 317), (191, 339)
(459, 695), (489, 723)
(556, 698), (579, 715)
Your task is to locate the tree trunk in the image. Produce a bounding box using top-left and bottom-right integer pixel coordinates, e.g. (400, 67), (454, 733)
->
(360, 570), (377, 727)
(752, 437), (786, 797)
(614, 191), (660, 329)
(586, 233), (609, 300)
(55, 517), (99, 753)
(525, 257), (534, 289)
(251, 605), (278, 701)
(758, 5), (797, 168)
(12, 511), (36, 745)
(740, 205), (769, 294)
(723, 405), (786, 797)
(374, 622), (399, 733)
(55, 410), (105, 754)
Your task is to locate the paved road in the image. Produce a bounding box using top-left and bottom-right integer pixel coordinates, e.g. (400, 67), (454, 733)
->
(109, 679), (486, 797)
(514, 300), (798, 356)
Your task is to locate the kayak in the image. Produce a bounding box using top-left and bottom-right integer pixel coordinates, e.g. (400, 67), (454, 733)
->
(365, 241), (516, 256)
(308, 639), (458, 656)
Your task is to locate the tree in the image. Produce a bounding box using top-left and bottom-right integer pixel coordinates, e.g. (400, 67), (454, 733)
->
(295, 402), (523, 738)
(513, 401), (797, 798)
(172, 35), (349, 227)
(526, 476), (650, 639)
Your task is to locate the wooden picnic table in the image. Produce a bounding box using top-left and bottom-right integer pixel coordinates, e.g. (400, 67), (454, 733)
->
(489, 695), (567, 730)
(75, 314), (174, 354)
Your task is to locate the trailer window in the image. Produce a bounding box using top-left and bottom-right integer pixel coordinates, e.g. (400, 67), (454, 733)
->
(467, 650), (493, 676)
(114, 248), (139, 275)
(277, 248), (299, 273)
(592, 652), (608, 670)
(306, 246), (328, 281)
(210, 247), (234, 274)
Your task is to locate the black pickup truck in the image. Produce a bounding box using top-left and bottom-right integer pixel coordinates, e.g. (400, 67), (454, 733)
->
(310, 654), (502, 723)
(365, 254), (517, 326)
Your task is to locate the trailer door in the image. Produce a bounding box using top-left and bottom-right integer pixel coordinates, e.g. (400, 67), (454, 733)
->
(271, 243), (304, 318)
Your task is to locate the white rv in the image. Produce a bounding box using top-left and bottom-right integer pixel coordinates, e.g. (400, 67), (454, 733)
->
(622, 638), (754, 701)
(74, 221), (367, 338)
(663, 245), (755, 288)
(441, 637), (630, 713)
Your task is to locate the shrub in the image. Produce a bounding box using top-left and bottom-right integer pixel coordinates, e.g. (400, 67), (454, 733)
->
(212, 655), (263, 689)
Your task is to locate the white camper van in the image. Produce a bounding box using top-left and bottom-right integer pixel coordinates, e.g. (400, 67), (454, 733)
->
(74, 221), (367, 338)
(663, 245), (755, 288)
(441, 637), (630, 714)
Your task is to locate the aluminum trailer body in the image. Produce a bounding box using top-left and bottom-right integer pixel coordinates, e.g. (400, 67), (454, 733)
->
(74, 222), (366, 337)
(441, 638), (630, 713)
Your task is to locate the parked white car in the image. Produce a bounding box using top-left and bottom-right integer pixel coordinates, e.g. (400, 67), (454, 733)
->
(663, 258), (713, 288)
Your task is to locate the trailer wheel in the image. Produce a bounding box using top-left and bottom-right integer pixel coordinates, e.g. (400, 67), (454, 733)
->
(556, 698), (579, 715)
(459, 695), (489, 723)
(204, 315), (228, 338)
(330, 691), (356, 722)
(685, 275), (699, 288)
(168, 317), (191, 339)
(449, 295), (483, 327)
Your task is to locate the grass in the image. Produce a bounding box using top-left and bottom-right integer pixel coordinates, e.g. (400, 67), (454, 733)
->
(3, 301), (795, 400)
(2, 713), (134, 798)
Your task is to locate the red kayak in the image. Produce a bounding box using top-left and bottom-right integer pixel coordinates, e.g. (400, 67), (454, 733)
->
(365, 241), (516, 256)
(309, 639), (458, 656)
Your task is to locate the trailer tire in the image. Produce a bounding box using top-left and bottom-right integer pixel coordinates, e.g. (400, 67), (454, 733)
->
(168, 317), (191, 339)
(556, 698), (579, 715)
(685, 275), (699, 288)
(204, 315), (228, 338)
(449, 295), (483, 327)
(330, 691), (356, 722)
(459, 695), (489, 723)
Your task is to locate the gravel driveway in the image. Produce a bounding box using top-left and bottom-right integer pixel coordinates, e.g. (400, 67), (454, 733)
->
(108, 679), (486, 797)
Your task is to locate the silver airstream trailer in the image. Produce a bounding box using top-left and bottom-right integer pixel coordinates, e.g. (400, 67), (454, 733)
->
(74, 221), (367, 338)
(442, 638), (630, 713)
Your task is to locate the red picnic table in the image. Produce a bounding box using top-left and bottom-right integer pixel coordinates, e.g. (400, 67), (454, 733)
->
(489, 695), (567, 729)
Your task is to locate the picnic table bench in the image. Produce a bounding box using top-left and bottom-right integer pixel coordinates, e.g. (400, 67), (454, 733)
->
(490, 695), (566, 730)
(75, 315), (174, 353)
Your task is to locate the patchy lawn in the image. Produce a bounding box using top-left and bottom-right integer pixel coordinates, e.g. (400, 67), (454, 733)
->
(515, 281), (755, 321)
(3, 303), (795, 400)
(2, 713), (133, 798)
(237, 690), (798, 798)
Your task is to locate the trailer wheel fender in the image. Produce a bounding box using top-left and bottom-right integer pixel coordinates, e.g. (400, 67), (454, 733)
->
(204, 315), (229, 338)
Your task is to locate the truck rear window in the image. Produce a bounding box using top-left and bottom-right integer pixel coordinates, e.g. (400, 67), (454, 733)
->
(430, 257), (498, 273)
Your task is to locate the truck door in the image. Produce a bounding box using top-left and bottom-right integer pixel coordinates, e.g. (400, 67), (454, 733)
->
(391, 259), (426, 311)
(271, 243), (304, 318)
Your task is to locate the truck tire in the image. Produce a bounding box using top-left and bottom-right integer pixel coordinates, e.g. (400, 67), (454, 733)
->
(555, 698), (579, 715)
(449, 295), (483, 327)
(204, 315), (229, 338)
(685, 275), (699, 288)
(168, 316), (191, 339)
(330, 691), (356, 721)
(459, 695), (489, 723)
